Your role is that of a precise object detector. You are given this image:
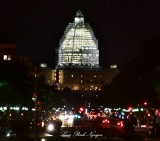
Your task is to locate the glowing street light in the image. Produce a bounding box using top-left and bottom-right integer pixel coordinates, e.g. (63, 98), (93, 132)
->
(32, 65), (39, 141)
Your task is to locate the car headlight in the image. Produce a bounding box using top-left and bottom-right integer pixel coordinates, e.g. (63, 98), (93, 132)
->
(47, 124), (54, 131)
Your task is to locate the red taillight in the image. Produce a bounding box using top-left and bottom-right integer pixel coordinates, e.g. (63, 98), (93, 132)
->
(117, 121), (124, 127)
(102, 119), (110, 123)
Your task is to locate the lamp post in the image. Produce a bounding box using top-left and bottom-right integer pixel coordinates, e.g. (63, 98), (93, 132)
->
(32, 66), (38, 141)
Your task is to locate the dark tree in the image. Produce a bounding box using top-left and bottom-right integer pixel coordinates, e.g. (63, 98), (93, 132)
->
(0, 60), (34, 107)
(105, 34), (160, 108)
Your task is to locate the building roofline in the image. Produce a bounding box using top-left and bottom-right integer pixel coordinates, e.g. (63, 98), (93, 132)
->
(0, 44), (18, 48)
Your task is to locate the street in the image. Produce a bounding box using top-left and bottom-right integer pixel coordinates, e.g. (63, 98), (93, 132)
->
(0, 128), (160, 141)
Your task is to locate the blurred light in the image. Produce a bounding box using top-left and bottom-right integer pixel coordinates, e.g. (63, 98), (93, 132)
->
(47, 124), (54, 131)
(102, 119), (110, 123)
(132, 108), (139, 112)
(59, 115), (65, 120)
(67, 118), (73, 124)
(141, 125), (146, 127)
(80, 107), (84, 112)
(6, 133), (10, 137)
(144, 102), (147, 106)
(128, 107), (132, 111)
(41, 138), (46, 141)
(75, 114), (81, 119)
(41, 121), (44, 127)
(40, 63), (47, 68)
(117, 121), (124, 127)
(22, 107), (28, 111)
(110, 64), (117, 68)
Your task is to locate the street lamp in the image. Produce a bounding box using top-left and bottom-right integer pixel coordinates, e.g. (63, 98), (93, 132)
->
(32, 66), (39, 141)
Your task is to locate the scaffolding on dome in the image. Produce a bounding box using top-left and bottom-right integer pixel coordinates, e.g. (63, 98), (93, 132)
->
(57, 10), (100, 69)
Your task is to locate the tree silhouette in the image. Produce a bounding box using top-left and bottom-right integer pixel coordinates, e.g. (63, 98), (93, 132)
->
(105, 34), (160, 108)
(0, 60), (34, 107)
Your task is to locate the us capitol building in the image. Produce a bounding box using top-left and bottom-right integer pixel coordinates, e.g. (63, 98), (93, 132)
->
(42, 10), (119, 91)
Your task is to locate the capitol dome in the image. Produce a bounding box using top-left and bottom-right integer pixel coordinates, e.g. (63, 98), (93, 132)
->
(57, 10), (99, 69)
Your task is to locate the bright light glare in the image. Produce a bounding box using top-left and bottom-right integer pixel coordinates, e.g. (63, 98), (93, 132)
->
(67, 118), (73, 124)
(59, 114), (74, 127)
(41, 138), (45, 141)
(59, 115), (65, 120)
(6, 133), (10, 137)
(47, 124), (54, 131)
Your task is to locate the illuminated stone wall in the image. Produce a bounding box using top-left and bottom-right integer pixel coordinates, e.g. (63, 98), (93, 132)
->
(54, 68), (119, 91)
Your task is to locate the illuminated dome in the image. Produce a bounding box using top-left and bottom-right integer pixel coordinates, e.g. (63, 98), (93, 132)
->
(57, 10), (99, 69)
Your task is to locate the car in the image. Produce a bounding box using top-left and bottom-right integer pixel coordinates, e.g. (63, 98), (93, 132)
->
(97, 116), (126, 138)
(101, 117), (125, 130)
(101, 117), (124, 129)
(41, 118), (62, 135)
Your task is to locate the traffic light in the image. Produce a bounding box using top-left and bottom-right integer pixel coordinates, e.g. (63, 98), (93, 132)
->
(80, 107), (84, 112)
(32, 93), (37, 101)
(144, 102), (147, 106)
(128, 107), (132, 114)
(128, 107), (132, 111)
(79, 107), (84, 113)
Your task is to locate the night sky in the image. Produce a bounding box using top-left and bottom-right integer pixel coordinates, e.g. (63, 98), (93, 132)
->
(0, 0), (160, 68)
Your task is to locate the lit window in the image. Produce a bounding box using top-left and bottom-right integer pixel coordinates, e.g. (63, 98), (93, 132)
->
(8, 55), (11, 60)
(3, 55), (7, 60)
(110, 64), (117, 68)
(40, 63), (47, 68)
(3, 55), (12, 61)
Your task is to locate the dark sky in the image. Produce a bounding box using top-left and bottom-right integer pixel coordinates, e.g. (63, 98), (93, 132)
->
(0, 0), (160, 68)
